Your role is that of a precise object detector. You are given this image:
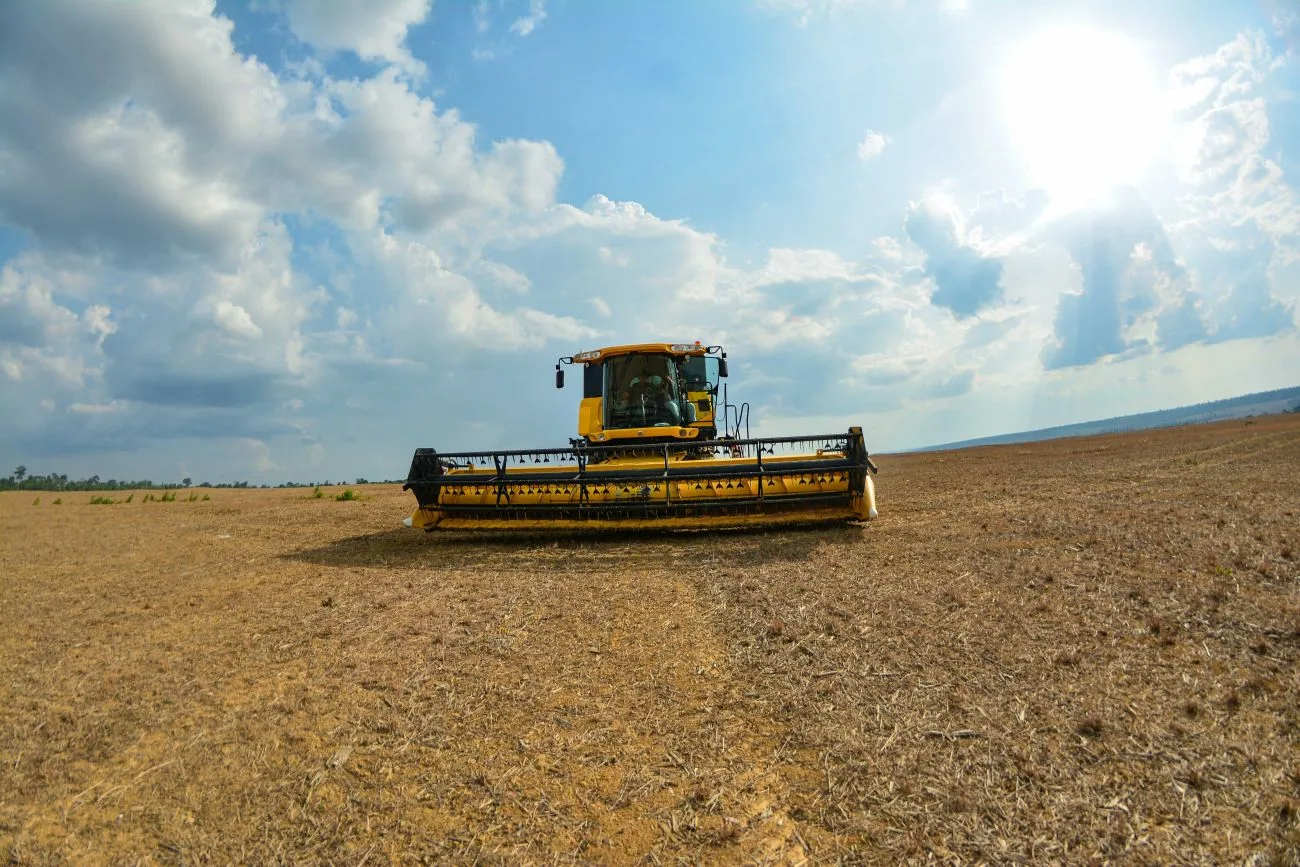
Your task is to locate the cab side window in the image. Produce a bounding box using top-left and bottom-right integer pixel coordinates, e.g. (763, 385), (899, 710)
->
(583, 362), (603, 398)
(683, 357), (719, 394)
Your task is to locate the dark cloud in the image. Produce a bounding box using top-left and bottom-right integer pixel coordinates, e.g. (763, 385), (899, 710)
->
(1043, 183), (1295, 369)
(0, 1), (265, 268)
(113, 371), (287, 409)
(391, 192), (478, 234)
(928, 369), (974, 399)
(10, 407), (302, 459)
(1044, 290), (1125, 369)
(1208, 276), (1295, 342)
(758, 279), (854, 318)
(0, 299), (56, 348)
(858, 365), (919, 387)
(0, 125), (253, 268)
(1157, 297), (1210, 350)
(904, 202), (1004, 318)
(1043, 187), (1207, 369)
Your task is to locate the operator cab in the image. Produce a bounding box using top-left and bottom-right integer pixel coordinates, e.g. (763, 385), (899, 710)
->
(556, 342), (727, 445)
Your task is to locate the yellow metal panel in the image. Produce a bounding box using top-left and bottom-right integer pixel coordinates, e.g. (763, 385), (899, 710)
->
(577, 397), (603, 438)
(593, 426), (699, 442)
(412, 452), (854, 511)
(685, 389), (715, 427)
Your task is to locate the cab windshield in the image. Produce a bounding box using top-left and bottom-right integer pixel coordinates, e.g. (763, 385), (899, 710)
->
(604, 353), (685, 429)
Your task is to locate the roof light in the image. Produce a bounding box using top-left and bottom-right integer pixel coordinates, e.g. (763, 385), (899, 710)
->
(573, 349), (601, 361)
(670, 343), (701, 352)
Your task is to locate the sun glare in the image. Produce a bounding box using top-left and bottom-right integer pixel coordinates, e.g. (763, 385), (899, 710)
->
(999, 24), (1169, 208)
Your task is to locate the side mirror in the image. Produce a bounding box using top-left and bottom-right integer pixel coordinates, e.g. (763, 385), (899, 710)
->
(555, 366), (564, 389)
(718, 355), (729, 378)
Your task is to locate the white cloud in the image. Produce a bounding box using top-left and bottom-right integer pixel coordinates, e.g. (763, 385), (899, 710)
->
(1175, 98), (1270, 184)
(82, 305), (117, 348)
(283, 0), (430, 72)
(0, 3), (1293, 483)
(240, 437), (277, 473)
(761, 0), (961, 26)
(1169, 31), (1273, 113)
(213, 300), (263, 339)
(0, 2), (566, 270)
(509, 0), (548, 36)
(759, 0), (870, 27)
(0, 0), (284, 268)
(0, 264), (81, 348)
(1165, 31), (1298, 337)
(476, 260), (533, 294)
(473, 0), (492, 34)
(68, 401), (128, 415)
(857, 131), (889, 162)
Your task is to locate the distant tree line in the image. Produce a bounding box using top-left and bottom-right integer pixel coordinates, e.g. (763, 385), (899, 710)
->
(2, 466), (402, 492)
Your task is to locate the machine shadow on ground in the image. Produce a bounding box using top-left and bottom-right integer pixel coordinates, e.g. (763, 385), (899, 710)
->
(284, 522), (869, 570)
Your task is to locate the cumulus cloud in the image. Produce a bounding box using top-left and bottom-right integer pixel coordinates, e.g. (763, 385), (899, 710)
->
(1176, 98), (1270, 184)
(0, 1), (280, 268)
(1042, 188), (1205, 368)
(1041, 182), (1293, 369)
(1, 4), (1294, 481)
(1165, 30), (1297, 340)
(857, 131), (888, 161)
(0, 0), (581, 447)
(283, 0), (431, 71)
(213, 300), (263, 339)
(1207, 276), (1293, 341)
(1036, 29), (1298, 369)
(0, 265), (81, 348)
(0, 2), (565, 270)
(1168, 31), (1274, 114)
(904, 197), (1005, 318)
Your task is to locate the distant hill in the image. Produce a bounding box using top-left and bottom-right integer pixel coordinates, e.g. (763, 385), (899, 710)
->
(909, 386), (1300, 453)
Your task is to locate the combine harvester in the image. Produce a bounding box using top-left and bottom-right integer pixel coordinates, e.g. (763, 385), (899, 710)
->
(403, 342), (878, 531)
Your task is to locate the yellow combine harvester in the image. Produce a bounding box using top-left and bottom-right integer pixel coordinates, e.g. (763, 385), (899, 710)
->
(403, 341), (878, 531)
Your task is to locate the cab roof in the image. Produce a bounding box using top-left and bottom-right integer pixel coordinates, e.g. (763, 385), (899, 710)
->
(569, 342), (713, 363)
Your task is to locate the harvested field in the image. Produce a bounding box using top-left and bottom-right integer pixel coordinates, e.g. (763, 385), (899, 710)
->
(2, 415), (1298, 864)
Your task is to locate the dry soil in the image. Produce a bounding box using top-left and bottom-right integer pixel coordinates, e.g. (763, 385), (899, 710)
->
(2, 415), (1298, 864)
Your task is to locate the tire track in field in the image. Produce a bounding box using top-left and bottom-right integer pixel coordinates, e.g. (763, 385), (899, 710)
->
(18, 529), (826, 862)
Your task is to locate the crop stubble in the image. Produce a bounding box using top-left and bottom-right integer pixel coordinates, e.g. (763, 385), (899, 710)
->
(1, 415), (1297, 864)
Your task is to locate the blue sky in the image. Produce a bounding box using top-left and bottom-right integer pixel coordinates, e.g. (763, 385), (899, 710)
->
(1, 0), (1297, 484)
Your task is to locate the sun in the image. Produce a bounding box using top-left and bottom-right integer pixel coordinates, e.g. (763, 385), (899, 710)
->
(998, 24), (1169, 208)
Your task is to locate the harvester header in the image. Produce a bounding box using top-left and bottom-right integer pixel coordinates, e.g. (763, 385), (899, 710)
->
(403, 341), (878, 531)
